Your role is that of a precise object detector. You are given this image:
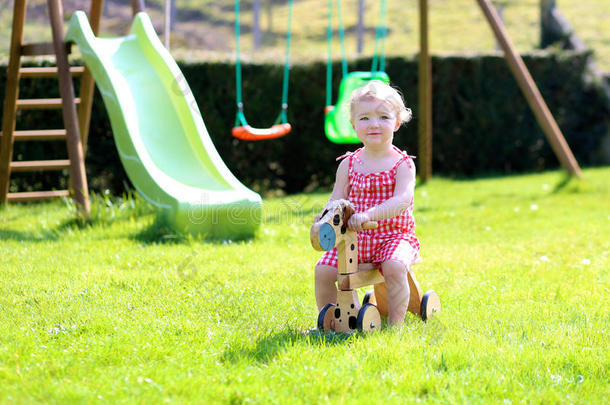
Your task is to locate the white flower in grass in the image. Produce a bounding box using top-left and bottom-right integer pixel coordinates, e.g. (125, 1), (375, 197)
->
(530, 204), (539, 211)
(581, 259), (591, 265)
(540, 256), (549, 262)
(513, 207), (520, 212)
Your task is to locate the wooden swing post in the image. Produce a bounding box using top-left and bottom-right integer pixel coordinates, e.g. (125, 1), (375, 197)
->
(476, 0), (582, 178)
(418, 0), (432, 183)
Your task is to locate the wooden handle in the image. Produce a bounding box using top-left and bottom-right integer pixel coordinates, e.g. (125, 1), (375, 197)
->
(362, 221), (378, 229)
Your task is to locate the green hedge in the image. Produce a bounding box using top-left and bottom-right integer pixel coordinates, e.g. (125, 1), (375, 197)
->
(1, 50), (608, 195)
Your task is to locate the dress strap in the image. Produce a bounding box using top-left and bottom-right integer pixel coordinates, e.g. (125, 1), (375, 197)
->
(336, 148), (364, 171)
(390, 145), (416, 172)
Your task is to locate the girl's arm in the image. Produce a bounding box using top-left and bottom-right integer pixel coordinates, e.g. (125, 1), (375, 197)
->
(314, 159), (350, 222)
(348, 161), (415, 230)
(328, 158), (350, 201)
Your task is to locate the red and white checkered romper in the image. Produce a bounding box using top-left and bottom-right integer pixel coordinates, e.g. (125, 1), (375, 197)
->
(317, 146), (420, 270)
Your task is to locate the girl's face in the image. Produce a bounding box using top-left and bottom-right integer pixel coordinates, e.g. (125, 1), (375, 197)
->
(351, 98), (400, 148)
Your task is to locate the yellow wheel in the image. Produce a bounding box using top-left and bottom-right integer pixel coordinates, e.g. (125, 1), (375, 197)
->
(356, 303), (381, 332)
(420, 290), (441, 321)
(317, 303), (336, 332)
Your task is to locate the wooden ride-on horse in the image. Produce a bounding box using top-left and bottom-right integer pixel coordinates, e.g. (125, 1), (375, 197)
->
(311, 200), (440, 333)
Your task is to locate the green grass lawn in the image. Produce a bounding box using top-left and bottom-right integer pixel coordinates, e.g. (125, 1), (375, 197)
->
(0, 167), (608, 403)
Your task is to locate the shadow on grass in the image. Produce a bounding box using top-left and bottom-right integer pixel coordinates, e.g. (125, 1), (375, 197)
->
(552, 173), (574, 193)
(221, 328), (369, 364)
(133, 217), (191, 245)
(551, 173), (594, 194)
(132, 216), (258, 245)
(0, 228), (59, 242)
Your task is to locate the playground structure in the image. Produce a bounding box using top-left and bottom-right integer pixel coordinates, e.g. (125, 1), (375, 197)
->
(0, 0), (261, 238)
(232, 0), (293, 141)
(66, 10), (262, 238)
(0, 1), (584, 228)
(417, 0), (582, 181)
(0, 0), (97, 213)
(311, 200), (440, 332)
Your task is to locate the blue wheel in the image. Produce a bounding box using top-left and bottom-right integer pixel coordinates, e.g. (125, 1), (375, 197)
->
(317, 303), (336, 332)
(356, 303), (381, 332)
(420, 290), (441, 321)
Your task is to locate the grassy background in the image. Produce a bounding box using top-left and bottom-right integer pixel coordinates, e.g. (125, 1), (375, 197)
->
(0, 0), (608, 70)
(0, 167), (608, 402)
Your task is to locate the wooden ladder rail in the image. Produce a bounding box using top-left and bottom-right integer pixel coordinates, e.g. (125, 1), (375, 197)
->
(0, 0), (104, 214)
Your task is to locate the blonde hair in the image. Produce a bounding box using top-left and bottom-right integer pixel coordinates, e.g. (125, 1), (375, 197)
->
(349, 80), (412, 124)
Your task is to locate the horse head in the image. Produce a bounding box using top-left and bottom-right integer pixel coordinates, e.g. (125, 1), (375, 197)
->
(310, 199), (354, 251)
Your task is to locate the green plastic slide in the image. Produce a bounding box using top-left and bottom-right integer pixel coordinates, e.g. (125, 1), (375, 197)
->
(66, 11), (261, 238)
(324, 71), (390, 144)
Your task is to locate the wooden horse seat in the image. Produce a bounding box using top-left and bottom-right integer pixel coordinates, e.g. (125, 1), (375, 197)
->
(338, 263), (424, 317)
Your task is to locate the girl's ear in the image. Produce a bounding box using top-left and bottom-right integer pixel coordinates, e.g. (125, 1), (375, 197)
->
(394, 120), (401, 131)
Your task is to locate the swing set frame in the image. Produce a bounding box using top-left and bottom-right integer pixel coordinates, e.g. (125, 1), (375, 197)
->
(418, 0), (582, 181)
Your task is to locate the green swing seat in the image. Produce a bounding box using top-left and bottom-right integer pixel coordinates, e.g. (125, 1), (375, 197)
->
(324, 0), (390, 144)
(324, 71), (390, 144)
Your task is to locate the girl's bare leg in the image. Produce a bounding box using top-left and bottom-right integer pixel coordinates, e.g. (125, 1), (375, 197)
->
(381, 260), (410, 325)
(315, 265), (338, 311)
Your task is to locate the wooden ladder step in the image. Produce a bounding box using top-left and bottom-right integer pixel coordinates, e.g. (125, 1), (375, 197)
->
(21, 41), (71, 56)
(0, 129), (68, 141)
(20, 66), (85, 78)
(16, 98), (81, 110)
(10, 159), (71, 172)
(7, 190), (70, 202)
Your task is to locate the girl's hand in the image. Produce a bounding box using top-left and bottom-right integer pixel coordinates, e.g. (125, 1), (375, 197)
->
(347, 212), (371, 232)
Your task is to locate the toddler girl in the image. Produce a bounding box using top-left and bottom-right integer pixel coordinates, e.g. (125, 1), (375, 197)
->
(315, 80), (420, 325)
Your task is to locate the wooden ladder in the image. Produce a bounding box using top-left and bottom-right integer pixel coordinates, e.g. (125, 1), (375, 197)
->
(0, 0), (104, 214)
